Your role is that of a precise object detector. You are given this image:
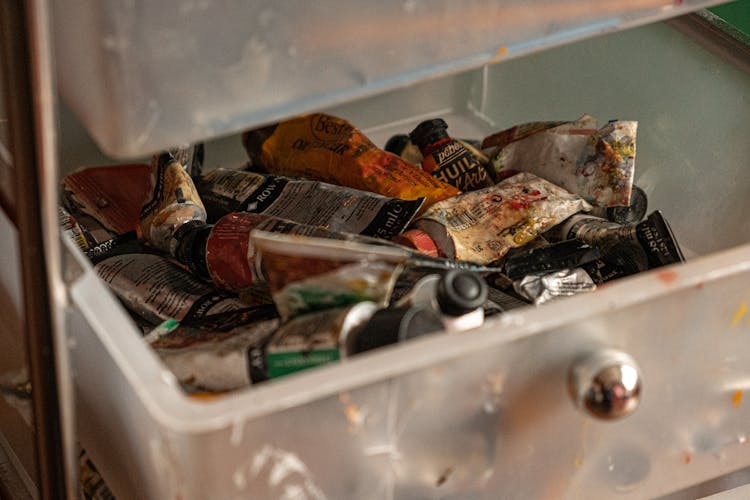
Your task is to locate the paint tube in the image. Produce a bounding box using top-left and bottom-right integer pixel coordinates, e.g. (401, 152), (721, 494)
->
(483, 115), (636, 208)
(503, 239), (601, 281)
(390, 264), (510, 318)
(241, 113), (461, 209)
(151, 318), (280, 392)
(409, 119), (494, 192)
(82, 230), (138, 261)
(257, 301), (446, 376)
(258, 302), (381, 379)
(90, 237), (270, 326)
(513, 268), (597, 305)
(172, 212), (394, 292)
(167, 142), (204, 180)
(59, 206), (97, 252)
(580, 240), (650, 284)
(394, 269), (488, 333)
(61, 163), (151, 238)
(172, 210), (499, 297)
(197, 167), (423, 239)
(139, 152), (207, 255)
(485, 286), (530, 312)
(385, 133), (492, 173)
(251, 230), (408, 321)
(407, 172), (591, 265)
(549, 210), (685, 269)
(347, 304), (444, 355)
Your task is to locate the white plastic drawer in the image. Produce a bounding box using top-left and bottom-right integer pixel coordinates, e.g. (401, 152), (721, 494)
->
(51, 0), (725, 158)
(63, 21), (750, 499)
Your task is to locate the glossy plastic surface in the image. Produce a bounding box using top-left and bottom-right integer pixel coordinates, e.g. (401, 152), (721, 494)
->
(51, 0), (725, 158)
(63, 21), (750, 499)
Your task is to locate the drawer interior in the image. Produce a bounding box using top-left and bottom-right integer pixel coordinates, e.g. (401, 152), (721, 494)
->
(58, 20), (750, 499)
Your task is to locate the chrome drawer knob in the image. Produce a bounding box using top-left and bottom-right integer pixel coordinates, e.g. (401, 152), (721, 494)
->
(568, 349), (642, 420)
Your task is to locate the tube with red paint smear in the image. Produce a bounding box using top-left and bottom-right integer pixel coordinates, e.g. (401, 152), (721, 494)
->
(171, 212), (408, 292)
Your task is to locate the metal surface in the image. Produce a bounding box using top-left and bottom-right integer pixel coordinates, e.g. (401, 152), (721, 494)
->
(0, 0), (73, 498)
(568, 349), (642, 420)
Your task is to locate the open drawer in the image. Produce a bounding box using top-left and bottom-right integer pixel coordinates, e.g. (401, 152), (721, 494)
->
(62, 20), (750, 499)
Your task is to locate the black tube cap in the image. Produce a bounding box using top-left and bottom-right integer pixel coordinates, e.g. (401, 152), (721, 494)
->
(350, 305), (444, 354)
(172, 220), (212, 280)
(606, 185), (648, 225)
(437, 270), (488, 316)
(409, 118), (449, 150)
(384, 134), (411, 156)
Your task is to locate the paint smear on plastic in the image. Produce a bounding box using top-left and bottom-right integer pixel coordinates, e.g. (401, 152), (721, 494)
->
(731, 302), (747, 328)
(657, 270), (678, 284)
(733, 390), (743, 408)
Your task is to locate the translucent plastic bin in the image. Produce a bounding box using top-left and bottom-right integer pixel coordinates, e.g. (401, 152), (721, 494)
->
(52, 0), (725, 158)
(63, 21), (750, 499)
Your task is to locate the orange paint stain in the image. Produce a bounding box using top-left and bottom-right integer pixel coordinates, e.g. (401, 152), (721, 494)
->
(683, 451), (692, 465)
(731, 302), (748, 328)
(733, 390), (743, 408)
(187, 392), (225, 402)
(490, 46), (509, 64)
(657, 270), (678, 284)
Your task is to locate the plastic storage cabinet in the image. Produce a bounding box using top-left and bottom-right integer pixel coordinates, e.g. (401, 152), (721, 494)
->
(2, 0), (750, 498)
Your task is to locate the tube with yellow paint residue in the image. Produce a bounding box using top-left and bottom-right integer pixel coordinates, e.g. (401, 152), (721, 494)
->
(404, 173), (591, 265)
(139, 151), (207, 254)
(483, 115), (636, 208)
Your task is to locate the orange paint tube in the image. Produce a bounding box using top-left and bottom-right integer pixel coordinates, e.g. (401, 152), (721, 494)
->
(242, 113), (460, 209)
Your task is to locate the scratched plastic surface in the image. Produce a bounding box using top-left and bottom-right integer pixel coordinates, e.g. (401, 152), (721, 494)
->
(50, 0), (726, 158)
(62, 22), (750, 499)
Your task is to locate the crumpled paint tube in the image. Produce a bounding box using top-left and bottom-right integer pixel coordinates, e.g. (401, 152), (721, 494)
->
(139, 152), (207, 254)
(409, 172), (591, 264)
(483, 115), (636, 208)
(198, 167), (423, 239)
(514, 268), (597, 305)
(251, 230), (407, 321)
(167, 142), (204, 180)
(258, 302), (380, 379)
(549, 210), (685, 269)
(504, 239), (601, 281)
(172, 211), (499, 296)
(152, 318), (280, 392)
(242, 113), (460, 209)
(90, 237), (270, 326)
